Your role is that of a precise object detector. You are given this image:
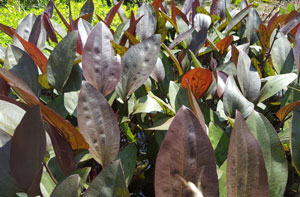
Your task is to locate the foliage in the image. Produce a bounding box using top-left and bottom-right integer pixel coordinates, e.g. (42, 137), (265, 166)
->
(1, 0), (300, 196)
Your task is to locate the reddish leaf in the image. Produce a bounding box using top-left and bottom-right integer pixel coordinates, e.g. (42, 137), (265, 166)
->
(43, 14), (58, 43)
(54, 4), (71, 32)
(0, 68), (89, 150)
(267, 11), (279, 30)
(155, 106), (218, 196)
(152, 0), (163, 11)
(171, 0), (177, 27)
(216, 35), (233, 54)
(257, 24), (270, 52)
(105, 0), (123, 26)
(211, 57), (228, 98)
(280, 13), (300, 35)
(0, 76), (10, 96)
(227, 111), (269, 196)
(175, 7), (189, 25)
(79, 0), (94, 20)
(0, 23), (15, 37)
(119, 15), (143, 46)
(181, 67), (213, 99)
(14, 32), (48, 73)
(276, 101), (300, 122)
(75, 13), (93, 24)
(69, 9), (83, 55)
(46, 123), (77, 175)
(290, 23), (300, 37)
(10, 105), (46, 196)
(96, 14), (115, 35)
(231, 44), (239, 66)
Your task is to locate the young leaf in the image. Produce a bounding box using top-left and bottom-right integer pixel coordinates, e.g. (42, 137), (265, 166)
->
(10, 105), (46, 196)
(47, 31), (78, 91)
(276, 101), (300, 122)
(78, 82), (120, 167)
(227, 111), (269, 196)
(258, 73), (297, 103)
(116, 34), (161, 101)
(181, 67), (213, 99)
(50, 174), (80, 197)
(246, 111), (288, 197)
(236, 50), (261, 102)
(223, 75), (254, 118)
(136, 4), (157, 40)
(105, 0), (123, 26)
(82, 22), (121, 96)
(85, 160), (129, 196)
(43, 14), (58, 43)
(155, 106), (219, 196)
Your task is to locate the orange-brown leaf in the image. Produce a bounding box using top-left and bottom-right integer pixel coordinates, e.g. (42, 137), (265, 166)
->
(182, 67), (212, 99)
(276, 101), (300, 122)
(231, 45), (239, 66)
(216, 35), (233, 54)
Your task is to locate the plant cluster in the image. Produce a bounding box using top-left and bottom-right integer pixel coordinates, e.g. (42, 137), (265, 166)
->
(0, 0), (300, 196)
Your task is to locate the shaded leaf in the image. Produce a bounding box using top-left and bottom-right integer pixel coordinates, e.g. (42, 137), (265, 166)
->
(50, 174), (80, 197)
(188, 28), (208, 55)
(151, 57), (165, 82)
(0, 76), (10, 96)
(236, 50), (261, 102)
(226, 111), (269, 196)
(47, 31), (78, 91)
(136, 4), (157, 40)
(82, 22), (121, 96)
(223, 75), (254, 118)
(85, 160), (129, 196)
(246, 111), (288, 197)
(258, 73), (297, 103)
(169, 81), (190, 112)
(291, 106), (300, 174)
(277, 101), (300, 122)
(133, 94), (163, 114)
(43, 14), (58, 43)
(116, 34), (161, 101)
(10, 105), (46, 196)
(155, 106), (219, 196)
(78, 82), (120, 167)
(161, 43), (183, 76)
(181, 67), (213, 99)
(169, 27), (195, 49)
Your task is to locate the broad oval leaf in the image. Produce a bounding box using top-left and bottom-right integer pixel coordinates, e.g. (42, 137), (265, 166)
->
(236, 50), (261, 102)
(47, 31), (78, 91)
(116, 34), (161, 101)
(50, 174), (80, 197)
(246, 111), (288, 197)
(227, 111), (269, 196)
(223, 75), (254, 118)
(85, 160), (129, 196)
(78, 82), (120, 167)
(136, 4), (157, 41)
(258, 73), (297, 103)
(181, 67), (213, 99)
(271, 36), (294, 74)
(193, 13), (211, 31)
(82, 22), (121, 96)
(155, 106), (219, 197)
(10, 105), (46, 196)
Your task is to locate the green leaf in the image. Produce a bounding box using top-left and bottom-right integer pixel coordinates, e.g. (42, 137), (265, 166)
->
(47, 31), (78, 91)
(40, 169), (56, 197)
(218, 160), (227, 197)
(169, 81), (190, 112)
(223, 75), (254, 118)
(258, 73), (297, 103)
(64, 91), (79, 116)
(245, 7), (261, 44)
(226, 111), (269, 196)
(116, 34), (161, 101)
(85, 160), (129, 197)
(271, 36), (294, 74)
(246, 111), (288, 197)
(116, 144), (137, 186)
(132, 94), (163, 114)
(50, 174), (80, 197)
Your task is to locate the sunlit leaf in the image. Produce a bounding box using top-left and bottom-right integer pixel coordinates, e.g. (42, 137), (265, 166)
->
(105, 0), (123, 26)
(245, 7), (261, 44)
(136, 4), (157, 40)
(216, 35), (233, 54)
(224, 6), (251, 35)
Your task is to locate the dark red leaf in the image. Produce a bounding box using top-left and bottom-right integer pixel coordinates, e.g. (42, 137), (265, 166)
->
(28, 14), (43, 46)
(210, 0), (218, 15)
(0, 76), (10, 96)
(152, 0), (163, 11)
(0, 23), (15, 37)
(96, 14), (115, 35)
(119, 15), (143, 46)
(10, 105), (46, 195)
(44, 0), (54, 18)
(105, 0), (123, 26)
(175, 7), (189, 25)
(69, 9), (83, 55)
(171, 0), (177, 27)
(54, 4), (71, 32)
(267, 11), (279, 30)
(43, 14), (58, 43)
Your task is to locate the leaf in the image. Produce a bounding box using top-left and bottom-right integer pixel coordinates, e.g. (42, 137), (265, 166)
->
(277, 101), (300, 122)
(181, 67), (213, 99)
(169, 81), (190, 112)
(14, 32), (48, 74)
(0, 23), (15, 37)
(43, 14), (58, 43)
(245, 7), (261, 44)
(116, 143), (137, 186)
(77, 18), (93, 47)
(224, 5), (251, 35)
(169, 27), (195, 49)
(53, 4), (71, 33)
(46, 124), (77, 175)
(246, 111), (288, 197)
(291, 106), (300, 174)
(40, 169), (56, 197)
(85, 160), (129, 197)
(10, 105), (46, 196)
(47, 31), (78, 91)
(161, 43), (183, 76)
(82, 22), (121, 96)
(105, 0), (123, 26)
(111, 41), (128, 57)
(0, 75), (10, 96)
(271, 36), (294, 74)
(79, 0), (94, 22)
(50, 174), (80, 197)
(136, 4), (157, 40)
(188, 28), (208, 55)
(223, 75), (254, 118)
(155, 106), (219, 196)
(216, 35), (233, 54)
(44, 0), (54, 18)
(28, 15), (44, 47)
(258, 73), (297, 103)
(218, 160), (227, 197)
(280, 13), (300, 35)
(226, 111), (269, 197)
(78, 82), (120, 167)
(236, 50), (261, 102)
(116, 34), (161, 101)
(293, 25), (300, 73)
(150, 57), (165, 82)
(133, 94), (163, 114)
(193, 13), (211, 31)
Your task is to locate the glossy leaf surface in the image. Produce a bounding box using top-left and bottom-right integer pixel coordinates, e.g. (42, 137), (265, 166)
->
(78, 82), (120, 167)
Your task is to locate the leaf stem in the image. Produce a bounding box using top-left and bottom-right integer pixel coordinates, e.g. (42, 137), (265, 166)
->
(43, 162), (58, 185)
